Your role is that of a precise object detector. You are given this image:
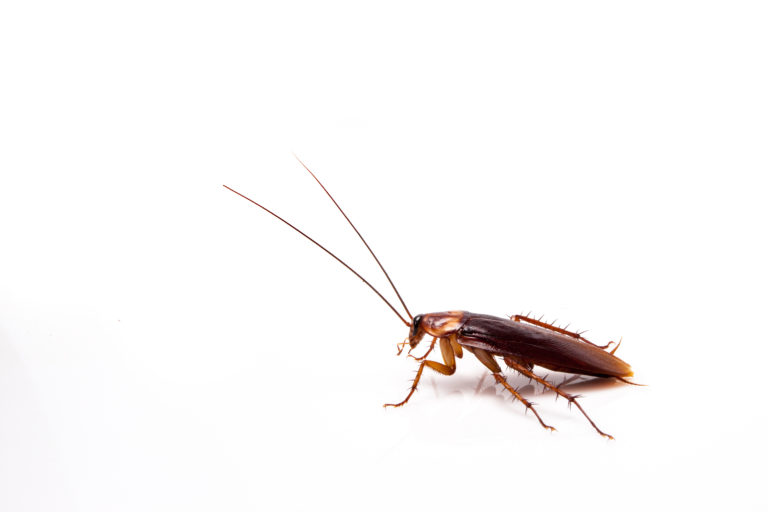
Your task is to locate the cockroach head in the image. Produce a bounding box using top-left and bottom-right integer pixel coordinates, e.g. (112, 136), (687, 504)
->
(414, 311), (466, 341)
(408, 314), (425, 348)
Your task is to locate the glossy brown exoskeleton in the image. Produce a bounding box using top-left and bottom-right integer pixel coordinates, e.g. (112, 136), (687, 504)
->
(225, 156), (636, 439)
(388, 311), (633, 438)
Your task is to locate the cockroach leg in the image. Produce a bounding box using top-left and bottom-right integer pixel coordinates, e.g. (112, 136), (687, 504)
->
(505, 359), (614, 440)
(467, 346), (501, 373)
(467, 347), (555, 432)
(512, 314), (613, 350)
(449, 334), (463, 359)
(492, 374), (556, 432)
(384, 338), (456, 408)
(409, 337), (438, 361)
(503, 355), (533, 372)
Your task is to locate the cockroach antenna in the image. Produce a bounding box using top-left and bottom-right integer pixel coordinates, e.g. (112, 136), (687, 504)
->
(292, 154), (413, 321)
(223, 164), (413, 327)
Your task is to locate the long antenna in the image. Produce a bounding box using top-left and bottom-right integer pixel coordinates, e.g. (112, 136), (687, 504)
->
(223, 184), (412, 327)
(292, 155), (414, 321)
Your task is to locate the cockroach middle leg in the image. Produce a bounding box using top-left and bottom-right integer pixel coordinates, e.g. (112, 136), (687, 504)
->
(468, 347), (555, 432)
(504, 359), (614, 439)
(384, 337), (456, 408)
(511, 314), (613, 350)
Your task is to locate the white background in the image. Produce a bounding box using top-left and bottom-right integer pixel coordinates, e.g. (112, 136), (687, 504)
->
(2, 1), (767, 511)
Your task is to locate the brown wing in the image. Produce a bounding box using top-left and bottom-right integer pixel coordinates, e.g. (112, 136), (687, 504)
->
(457, 313), (633, 378)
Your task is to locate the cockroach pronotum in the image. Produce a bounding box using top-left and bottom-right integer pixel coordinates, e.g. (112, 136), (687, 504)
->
(225, 156), (636, 439)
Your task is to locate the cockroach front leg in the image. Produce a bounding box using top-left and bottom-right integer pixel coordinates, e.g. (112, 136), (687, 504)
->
(511, 314), (612, 350)
(410, 335), (463, 362)
(409, 337), (437, 361)
(384, 337), (456, 408)
(504, 359), (614, 439)
(468, 347), (555, 432)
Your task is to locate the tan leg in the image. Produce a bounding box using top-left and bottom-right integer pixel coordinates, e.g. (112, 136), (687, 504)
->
(410, 334), (461, 362)
(449, 334), (463, 359)
(469, 347), (555, 433)
(409, 337), (437, 361)
(512, 314), (613, 350)
(384, 337), (456, 408)
(504, 359), (614, 439)
(493, 374), (556, 432)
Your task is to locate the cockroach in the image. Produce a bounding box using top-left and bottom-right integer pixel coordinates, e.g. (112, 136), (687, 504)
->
(224, 156), (635, 439)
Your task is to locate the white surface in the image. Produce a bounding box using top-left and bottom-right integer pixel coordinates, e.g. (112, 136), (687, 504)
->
(2, 2), (767, 511)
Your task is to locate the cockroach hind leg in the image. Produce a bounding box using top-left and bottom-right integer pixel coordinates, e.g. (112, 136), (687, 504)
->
(503, 355), (533, 373)
(492, 373), (556, 433)
(511, 314), (611, 349)
(505, 360), (615, 440)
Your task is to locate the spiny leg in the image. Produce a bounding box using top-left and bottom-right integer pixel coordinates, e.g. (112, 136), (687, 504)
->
(469, 347), (555, 433)
(384, 337), (456, 408)
(511, 314), (612, 350)
(493, 374), (555, 432)
(505, 359), (614, 439)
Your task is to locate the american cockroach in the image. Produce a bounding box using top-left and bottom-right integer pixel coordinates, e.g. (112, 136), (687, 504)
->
(225, 156), (635, 439)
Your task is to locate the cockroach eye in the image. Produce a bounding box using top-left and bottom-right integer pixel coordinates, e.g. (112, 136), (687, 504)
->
(411, 314), (423, 338)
